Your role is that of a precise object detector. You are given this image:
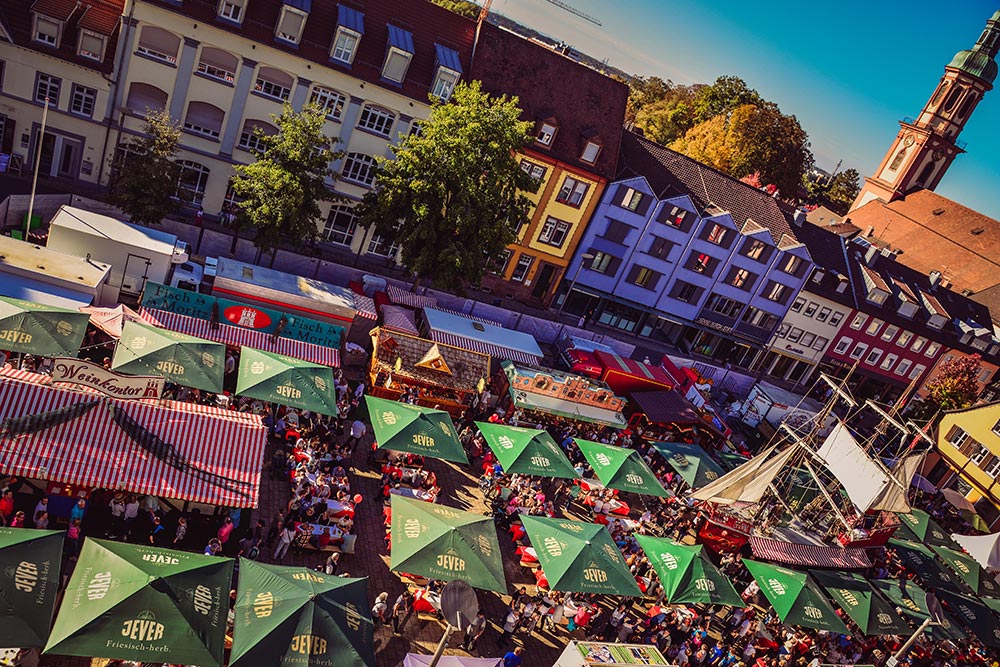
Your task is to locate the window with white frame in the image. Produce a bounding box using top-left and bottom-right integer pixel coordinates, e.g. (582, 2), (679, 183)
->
(379, 49), (410, 84)
(621, 188), (643, 212)
(511, 254), (534, 282)
(275, 6), (307, 44)
(35, 73), (60, 106)
(323, 205), (358, 246)
(881, 324), (900, 343)
(136, 25), (179, 64)
(341, 153), (377, 186)
(804, 302), (818, 317)
(431, 67), (459, 101)
(865, 348), (883, 366)
(850, 313), (867, 330)
(791, 297), (805, 312)
(331, 27), (360, 65)
(217, 0), (246, 22)
(538, 217), (572, 248)
(310, 86), (346, 120)
(850, 342), (869, 360)
(175, 160), (210, 204)
(865, 318), (884, 336)
(520, 160), (546, 180)
(787, 327), (803, 343)
(985, 455), (1000, 477)
(925, 342), (941, 357)
(357, 105), (394, 136)
(556, 176), (589, 207)
(490, 249), (512, 276)
(78, 30), (106, 60)
(580, 140), (601, 163)
(911, 336), (927, 353)
(765, 281), (789, 304)
(829, 311), (845, 327)
(834, 337), (853, 354)
(813, 336), (828, 350)
(816, 306), (831, 323)
(880, 353), (898, 371)
(909, 363), (926, 380)
(992, 419), (1000, 438)
(238, 119), (276, 153)
(971, 443), (991, 465)
(70, 84), (97, 117)
(184, 102), (224, 139)
(895, 358), (912, 376)
(947, 426), (970, 449)
(197, 47), (238, 84)
(254, 67), (292, 101)
(33, 13), (60, 46)
(367, 234), (399, 259)
(536, 122), (557, 146)
(706, 223), (728, 246)
(800, 332), (816, 347)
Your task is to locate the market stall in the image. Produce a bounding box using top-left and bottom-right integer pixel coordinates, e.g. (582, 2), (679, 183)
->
(627, 389), (728, 445)
(418, 307), (543, 366)
(495, 361), (628, 430)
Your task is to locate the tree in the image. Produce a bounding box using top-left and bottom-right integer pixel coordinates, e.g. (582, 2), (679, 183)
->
(924, 354), (983, 412)
(356, 80), (539, 291)
(691, 75), (763, 124)
(670, 103), (813, 195)
(108, 109), (181, 226)
(428, 0), (479, 19)
(230, 103), (338, 263)
(826, 168), (861, 210)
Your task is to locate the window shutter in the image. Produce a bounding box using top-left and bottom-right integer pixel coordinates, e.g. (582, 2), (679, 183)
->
(613, 184), (627, 207)
(634, 193), (651, 217)
(81, 32), (104, 55)
(277, 10), (304, 38)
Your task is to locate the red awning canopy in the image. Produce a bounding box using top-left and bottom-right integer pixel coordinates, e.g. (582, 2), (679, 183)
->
(386, 284), (438, 309)
(594, 350), (675, 388)
(139, 307), (339, 367)
(748, 535), (871, 569)
(0, 368), (265, 508)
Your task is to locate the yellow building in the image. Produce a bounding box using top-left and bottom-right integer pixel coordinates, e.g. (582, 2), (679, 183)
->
(932, 402), (1000, 529)
(470, 22), (629, 306)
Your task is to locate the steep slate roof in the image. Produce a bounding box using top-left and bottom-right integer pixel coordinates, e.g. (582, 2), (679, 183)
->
(847, 189), (1000, 294)
(616, 130), (798, 246)
(470, 21), (628, 181)
(790, 220), (856, 308)
(148, 0), (476, 104)
(7, 0), (125, 73)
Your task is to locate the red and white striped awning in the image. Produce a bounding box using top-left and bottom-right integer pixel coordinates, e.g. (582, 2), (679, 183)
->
(429, 330), (541, 366)
(80, 305), (148, 338)
(381, 305), (419, 335)
(386, 284), (438, 309)
(352, 293), (377, 320)
(0, 369), (265, 507)
(139, 307), (340, 367)
(748, 535), (871, 569)
(432, 307), (502, 327)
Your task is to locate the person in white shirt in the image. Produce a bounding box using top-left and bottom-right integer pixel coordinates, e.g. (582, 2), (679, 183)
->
(349, 420), (367, 448)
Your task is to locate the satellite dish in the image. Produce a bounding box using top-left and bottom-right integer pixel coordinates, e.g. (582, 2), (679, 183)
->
(170, 251), (190, 265)
(439, 580), (478, 630)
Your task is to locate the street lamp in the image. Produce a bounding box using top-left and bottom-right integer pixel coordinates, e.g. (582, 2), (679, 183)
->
(556, 253), (594, 317)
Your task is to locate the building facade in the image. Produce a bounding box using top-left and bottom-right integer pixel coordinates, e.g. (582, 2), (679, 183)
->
(470, 22), (628, 306)
(561, 131), (811, 369)
(931, 402), (1000, 529)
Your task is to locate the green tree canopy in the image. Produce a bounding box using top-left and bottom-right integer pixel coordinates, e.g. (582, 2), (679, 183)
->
(230, 103), (338, 261)
(356, 80), (539, 291)
(670, 102), (813, 195)
(925, 354), (983, 412)
(428, 0), (479, 19)
(691, 75), (763, 124)
(108, 109), (181, 226)
(802, 168), (861, 214)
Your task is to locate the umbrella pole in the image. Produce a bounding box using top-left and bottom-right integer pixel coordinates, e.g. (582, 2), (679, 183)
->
(427, 623), (454, 667)
(891, 618), (935, 664)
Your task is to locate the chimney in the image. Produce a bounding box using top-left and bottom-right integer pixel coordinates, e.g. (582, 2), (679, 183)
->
(864, 245), (879, 267)
(880, 247), (894, 260)
(929, 270), (942, 288)
(792, 209), (806, 227)
(866, 226), (874, 237)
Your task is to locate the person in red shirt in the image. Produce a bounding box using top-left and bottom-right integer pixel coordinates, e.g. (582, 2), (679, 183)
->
(0, 490), (13, 523)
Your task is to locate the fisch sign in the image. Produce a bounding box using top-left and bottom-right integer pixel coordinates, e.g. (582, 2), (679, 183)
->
(52, 357), (164, 400)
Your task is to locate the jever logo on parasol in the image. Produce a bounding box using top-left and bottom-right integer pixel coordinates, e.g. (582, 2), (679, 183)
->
(497, 436), (515, 450)
(436, 548), (466, 572)
(8, 561), (39, 592)
(583, 561), (608, 583)
(530, 456), (550, 467)
(543, 537), (563, 558)
(253, 591), (275, 618)
(625, 473), (644, 485)
(660, 553), (678, 570)
(156, 361), (185, 375)
(412, 433), (435, 448)
(276, 384), (302, 399)
(694, 578), (715, 592)
(803, 605), (824, 620)
(121, 610), (165, 642)
(0, 330), (31, 344)
(291, 571), (324, 582)
(877, 613), (893, 625)
(595, 454), (612, 467)
(345, 602), (362, 631)
(404, 518), (422, 539)
(839, 589), (859, 606)
(141, 553), (180, 566)
(290, 635), (327, 655)
(767, 578), (786, 596)
(477, 534), (493, 556)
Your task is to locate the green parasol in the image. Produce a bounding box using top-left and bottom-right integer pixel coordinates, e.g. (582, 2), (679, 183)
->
(44, 538), (233, 666)
(810, 570), (911, 636)
(474, 421), (578, 478)
(895, 509), (962, 549)
(366, 395), (466, 464)
(231, 560), (375, 667)
(237, 348), (338, 415)
(0, 296), (89, 357)
(520, 515), (642, 597)
(931, 545), (1000, 598)
(935, 588), (1000, 648)
(113, 321), (225, 392)
(575, 439), (669, 497)
(888, 538), (968, 594)
(716, 451), (750, 471)
(652, 441), (725, 489)
(0, 528), (63, 647)
(390, 496), (506, 593)
(634, 535), (742, 606)
(742, 559), (849, 634)
(872, 578), (967, 642)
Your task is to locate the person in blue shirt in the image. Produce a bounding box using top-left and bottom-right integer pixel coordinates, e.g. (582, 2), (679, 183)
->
(502, 647), (523, 667)
(70, 499), (87, 525)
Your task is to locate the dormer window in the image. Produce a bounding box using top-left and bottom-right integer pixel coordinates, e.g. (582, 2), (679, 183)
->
(331, 5), (364, 66)
(78, 30), (106, 61)
(217, 0), (246, 23)
(432, 44), (462, 101)
(536, 121), (557, 147)
(580, 139), (601, 164)
(898, 301), (919, 319)
(33, 13), (61, 46)
(275, 4), (307, 45)
(382, 25), (414, 84)
(867, 289), (888, 305)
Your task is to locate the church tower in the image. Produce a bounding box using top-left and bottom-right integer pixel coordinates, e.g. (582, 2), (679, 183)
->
(851, 10), (1000, 211)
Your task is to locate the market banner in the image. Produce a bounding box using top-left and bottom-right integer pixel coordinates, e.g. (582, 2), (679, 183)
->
(576, 439), (669, 497)
(142, 282), (343, 349)
(237, 348), (338, 416)
(652, 441), (724, 489)
(742, 559), (848, 634)
(810, 570), (911, 636)
(113, 322), (225, 393)
(231, 560), (375, 667)
(0, 528), (63, 647)
(390, 496), (506, 593)
(520, 516), (642, 597)
(367, 396), (466, 464)
(475, 421), (578, 478)
(634, 535), (742, 606)
(0, 296), (89, 357)
(52, 357), (164, 399)
(45, 538), (233, 666)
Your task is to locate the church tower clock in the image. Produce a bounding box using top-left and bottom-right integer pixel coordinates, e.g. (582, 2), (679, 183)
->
(851, 10), (1000, 211)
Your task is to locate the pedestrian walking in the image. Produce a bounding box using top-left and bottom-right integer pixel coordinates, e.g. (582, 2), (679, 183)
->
(272, 522), (293, 561)
(497, 604), (521, 646)
(217, 516), (234, 547)
(502, 647), (524, 667)
(349, 419), (367, 449)
(462, 610), (488, 651)
(123, 494), (140, 540)
(108, 493), (125, 538)
(391, 590), (413, 635)
(371, 592), (389, 626)
(147, 516), (166, 546)
(173, 517), (187, 548)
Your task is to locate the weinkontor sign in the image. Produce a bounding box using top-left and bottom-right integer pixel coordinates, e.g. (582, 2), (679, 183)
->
(52, 357), (164, 400)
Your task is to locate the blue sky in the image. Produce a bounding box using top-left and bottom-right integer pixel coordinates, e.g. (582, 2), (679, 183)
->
(487, 0), (1000, 219)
